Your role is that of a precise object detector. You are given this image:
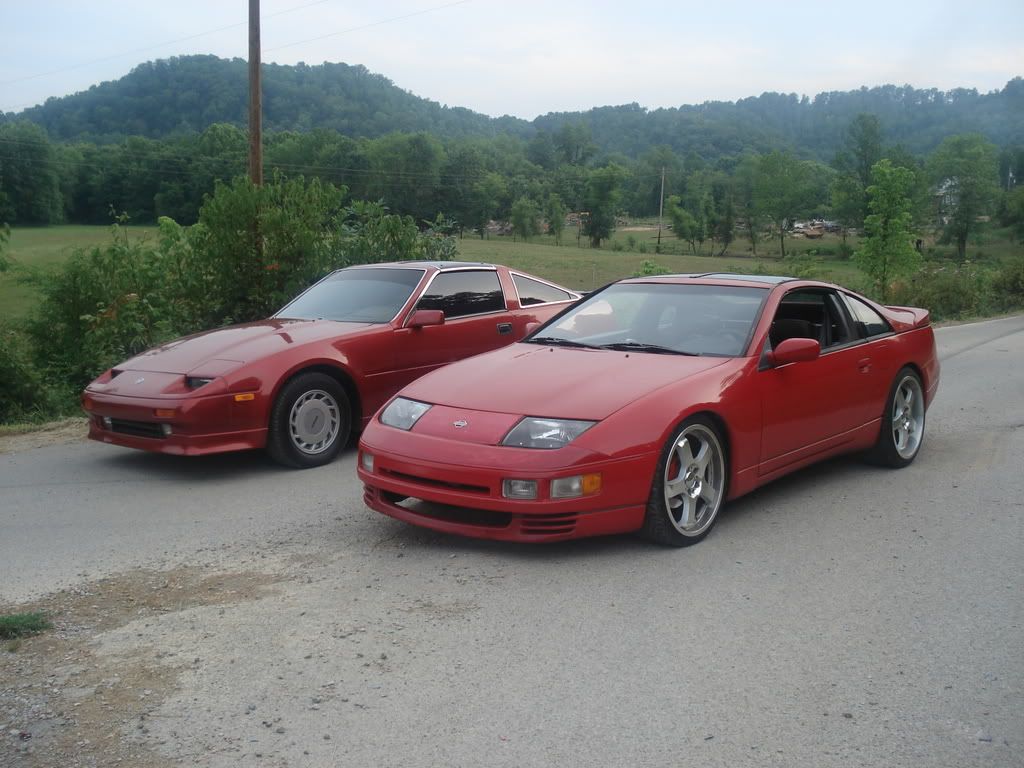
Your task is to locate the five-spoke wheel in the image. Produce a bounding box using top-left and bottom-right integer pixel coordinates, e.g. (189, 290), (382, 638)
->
(643, 417), (727, 546)
(868, 367), (926, 468)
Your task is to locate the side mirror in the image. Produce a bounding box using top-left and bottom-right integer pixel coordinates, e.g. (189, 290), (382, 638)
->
(407, 309), (445, 329)
(524, 321), (541, 336)
(768, 337), (820, 366)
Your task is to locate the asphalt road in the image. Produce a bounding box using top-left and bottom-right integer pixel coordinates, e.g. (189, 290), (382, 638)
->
(2, 314), (1023, 767)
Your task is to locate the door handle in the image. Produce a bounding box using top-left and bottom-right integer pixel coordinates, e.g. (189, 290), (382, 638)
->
(497, 322), (513, 335)
(857, 357), (871, 373)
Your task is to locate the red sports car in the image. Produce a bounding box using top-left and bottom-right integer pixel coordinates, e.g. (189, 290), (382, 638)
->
(82, 262), (581, 467)
(358, 273), (940, 545)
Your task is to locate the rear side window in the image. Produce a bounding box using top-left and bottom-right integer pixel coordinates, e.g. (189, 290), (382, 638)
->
(416, 270), (506, 319)
(844, 295), (892, 338)
(513, 274), (574, 306)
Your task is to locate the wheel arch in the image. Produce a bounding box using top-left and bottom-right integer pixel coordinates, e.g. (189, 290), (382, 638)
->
(667, 408), (732, 471)
(270, 363), (363, 427)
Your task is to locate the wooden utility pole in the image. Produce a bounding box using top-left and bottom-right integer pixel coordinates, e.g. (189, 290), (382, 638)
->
(656, 166), (665, 253)
(248, 0), (263, 185)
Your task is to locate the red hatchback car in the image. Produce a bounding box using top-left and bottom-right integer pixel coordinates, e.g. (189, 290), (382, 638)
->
(358, 274), (940, 546)
(82, 262), (581, 467)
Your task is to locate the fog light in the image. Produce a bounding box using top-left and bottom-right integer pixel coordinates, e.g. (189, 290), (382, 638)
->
(361, 452), (374, 472)
(102, 416), (112, 429)
(161, 424), (172, 437)
(502, 479), (538, 500)
(550, 473), (602, 499)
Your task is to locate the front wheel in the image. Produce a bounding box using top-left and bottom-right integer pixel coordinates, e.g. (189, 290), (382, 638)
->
(866, 368), (925, 468)
(267, 372), (351, 468)
(642, 416), (728, 547)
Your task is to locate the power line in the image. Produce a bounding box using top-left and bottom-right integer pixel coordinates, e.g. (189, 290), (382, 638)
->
(0, 0), (337, 89)
(265, 0), (473, 53)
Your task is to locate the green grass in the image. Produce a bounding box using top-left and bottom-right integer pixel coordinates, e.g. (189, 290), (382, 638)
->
(0, 224), (158, 320)
(0, 611), (51, 639)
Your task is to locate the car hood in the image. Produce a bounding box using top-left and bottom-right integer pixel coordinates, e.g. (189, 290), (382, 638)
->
(117, 318), (375, 375)
(400, 343), (730, 421)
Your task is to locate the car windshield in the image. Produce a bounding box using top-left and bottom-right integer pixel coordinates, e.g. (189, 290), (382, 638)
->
(526, 282), (768, 357)
(275, 268), (425, 323)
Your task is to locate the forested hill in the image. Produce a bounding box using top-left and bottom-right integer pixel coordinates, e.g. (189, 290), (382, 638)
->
(10, 55), (532, 143)
(6, 54), (1023, 159)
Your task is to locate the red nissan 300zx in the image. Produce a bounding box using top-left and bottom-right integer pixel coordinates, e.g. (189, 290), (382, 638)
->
(358, 273), (940, 546)
(81, 262), (580, 467)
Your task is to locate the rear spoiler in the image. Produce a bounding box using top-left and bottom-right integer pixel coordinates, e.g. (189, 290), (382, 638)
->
(885, 305), (931, 329)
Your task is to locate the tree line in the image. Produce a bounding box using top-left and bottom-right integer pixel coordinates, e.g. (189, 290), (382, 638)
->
(1, 113), (1022, 255)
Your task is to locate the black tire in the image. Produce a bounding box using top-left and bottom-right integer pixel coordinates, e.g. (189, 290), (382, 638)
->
(641, 415), (728, 547)
(866, 367), (925, 468)
(266, 372), (351, 469)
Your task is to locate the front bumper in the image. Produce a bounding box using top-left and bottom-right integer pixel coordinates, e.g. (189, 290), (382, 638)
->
(82, 390), (267, 456)
(358, 424), (654, 542)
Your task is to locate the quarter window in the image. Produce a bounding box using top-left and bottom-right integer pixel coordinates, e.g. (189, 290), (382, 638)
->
(844, 295), (892, 338)
(513, 274), (574, 306)
(416, 271), (506, 319)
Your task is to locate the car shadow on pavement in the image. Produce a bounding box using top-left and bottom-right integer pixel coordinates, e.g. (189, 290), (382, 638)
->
(371, 454), (879, 560)
(94, 446), (298, 482)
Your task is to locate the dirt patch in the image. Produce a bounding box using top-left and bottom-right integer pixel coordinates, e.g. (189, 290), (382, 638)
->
(0, 418), (88, 455)
(0, 566), (280, 767)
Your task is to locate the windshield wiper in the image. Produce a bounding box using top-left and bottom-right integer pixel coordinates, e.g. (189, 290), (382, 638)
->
(527, 336), (599, 349)
(599, 341), (701, 356)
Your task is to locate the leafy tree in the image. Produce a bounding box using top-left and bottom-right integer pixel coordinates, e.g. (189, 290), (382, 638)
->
(753, 151), (814, 258)
(732, 155), (762, 255)
(667, 196), (701, 254)
(1004, 186), (1024, 242)
(583, 165), (624, 247)
(467, 172), (507, 238)
(545, 194), (567, 244)
(510, 196), (540, 241)
(0, 122), (63, 224)
(855, 160), (921, 300)
(928, 134), (1000, 260)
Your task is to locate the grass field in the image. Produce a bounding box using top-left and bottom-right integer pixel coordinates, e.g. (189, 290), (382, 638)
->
(2, 223), (1021, 320)
(1, 225), (158, 320)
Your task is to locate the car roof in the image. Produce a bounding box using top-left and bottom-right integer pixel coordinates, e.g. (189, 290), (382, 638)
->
(622, 272), (799, 288)
(345, 260), (496, 271)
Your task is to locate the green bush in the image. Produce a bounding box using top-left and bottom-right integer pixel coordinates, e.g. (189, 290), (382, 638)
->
(991, 256), (1024, 310)
(889, 262), (992, 320)
(0, 322), (54, 421)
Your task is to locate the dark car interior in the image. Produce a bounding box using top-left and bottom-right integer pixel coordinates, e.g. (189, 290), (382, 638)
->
(770, 291), (853, 350)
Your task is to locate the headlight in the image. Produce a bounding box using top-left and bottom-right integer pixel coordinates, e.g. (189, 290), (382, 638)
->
(185, 376), (214, 389)
(380, 397), (432, 430)
(501, 417), (596, 449)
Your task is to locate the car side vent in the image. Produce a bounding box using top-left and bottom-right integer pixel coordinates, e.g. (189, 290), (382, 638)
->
(520, 513), (577, 537)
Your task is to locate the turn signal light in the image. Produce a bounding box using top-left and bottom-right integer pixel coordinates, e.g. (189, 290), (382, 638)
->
(153, 408), (176, 418)
(550, 473), (602, 499)
(233, 393), (256, 402)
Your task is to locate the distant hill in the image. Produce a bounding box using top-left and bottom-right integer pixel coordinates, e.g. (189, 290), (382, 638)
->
(9, 55), (532, 143)
(6, 55), (1022, 159)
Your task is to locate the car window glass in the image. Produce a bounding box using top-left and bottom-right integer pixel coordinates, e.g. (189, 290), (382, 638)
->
(541, 283), (766, 356)
(771, 289), (852, 349)
(416, 270), (505, 318)
(275, 268), (424, 322)
(513, 274), (574, 305)
(844, 295), (892, 337)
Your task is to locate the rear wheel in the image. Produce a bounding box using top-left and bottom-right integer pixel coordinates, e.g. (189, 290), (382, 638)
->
(642, 416), (727, 547)
(867, 367), (925, 468)
(267, 372), (351, 468)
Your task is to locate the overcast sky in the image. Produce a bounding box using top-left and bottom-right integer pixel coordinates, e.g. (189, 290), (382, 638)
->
(2, 0), (1022, 119)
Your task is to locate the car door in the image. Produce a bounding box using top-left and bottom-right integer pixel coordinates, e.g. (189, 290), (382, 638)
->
(392, 268), (516, 383)
(759, 288), (880, 476)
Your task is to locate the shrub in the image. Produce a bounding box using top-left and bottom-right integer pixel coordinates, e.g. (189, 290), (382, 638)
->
(633, 259), (669, 277)
(991, 256), (1024, 310)
(0, 322), (55, 421)
(888, 262), (992, 320)
(637, 241), (648, 254)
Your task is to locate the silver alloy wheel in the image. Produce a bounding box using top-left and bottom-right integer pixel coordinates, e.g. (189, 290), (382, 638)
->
(288, 389), (340, 455)
(892, 374), (925, 460)
(663, 424), (725, 536)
